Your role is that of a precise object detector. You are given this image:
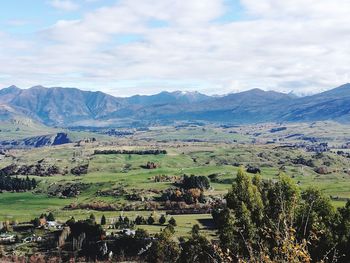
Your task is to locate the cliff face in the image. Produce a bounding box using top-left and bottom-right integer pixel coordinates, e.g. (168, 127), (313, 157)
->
(0, 132), (71, 149)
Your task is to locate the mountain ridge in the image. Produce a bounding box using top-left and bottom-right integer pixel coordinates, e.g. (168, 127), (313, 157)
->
(0, 84), (349, 127)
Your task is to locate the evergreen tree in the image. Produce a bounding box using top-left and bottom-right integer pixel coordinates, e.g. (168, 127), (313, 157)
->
(168, 217), (177, 226)
(146, 226), (180, 262)
(89, 213), (96, 224)
(135, 215), (145, 225)
(100, 214), (106, 225)
(159, 215), (166, 225)
(147, 215), (155, 225)
(47, 212), (55, 221)
(66, 216), (76, 225)
(32, 217), (40, 227)
(179, 224), (217, 263)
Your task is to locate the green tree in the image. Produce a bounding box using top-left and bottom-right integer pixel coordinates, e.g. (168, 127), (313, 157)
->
(66, 216), (76, 225)
(100, 214), (106, 225)
(134, 228), (149, 239)
(135, 215), (145, 225)
(89, 213), (96, 224)
(32, 217), (40, 227)
(296, 187), (337, 261)
(168, 217), (177, 226)
(147, 226), (180, 262)
(159, 215), (166, 225)
(147, 215), (155, 225)
(214, 169), (303, 259)
(180, 224), (217, 263)
(337, 201), (350, 262)
(47, 212), (55, 221)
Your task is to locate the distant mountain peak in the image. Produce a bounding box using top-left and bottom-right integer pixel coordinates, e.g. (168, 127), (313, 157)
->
(0, 85), (20, 93)
(7, 85), (19, 90)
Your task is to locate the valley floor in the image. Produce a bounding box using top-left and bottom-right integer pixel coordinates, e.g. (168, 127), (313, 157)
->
(1, 122), (350, 234)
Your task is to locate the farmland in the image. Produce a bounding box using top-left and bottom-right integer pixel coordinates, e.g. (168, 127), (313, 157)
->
(1, 122), (350, 228)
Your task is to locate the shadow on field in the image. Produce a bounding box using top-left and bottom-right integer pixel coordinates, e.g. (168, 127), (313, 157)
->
(198, 218), (216, 229)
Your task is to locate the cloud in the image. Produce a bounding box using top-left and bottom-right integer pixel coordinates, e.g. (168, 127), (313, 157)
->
(1, 0), (350, 96)
(49, 0), (79, 11)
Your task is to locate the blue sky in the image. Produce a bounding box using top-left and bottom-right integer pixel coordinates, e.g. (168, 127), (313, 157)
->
(0, 0), (349, 96)
(1, 1), (110, 33)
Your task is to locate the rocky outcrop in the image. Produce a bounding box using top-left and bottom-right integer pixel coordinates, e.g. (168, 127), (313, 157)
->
(70, 164), (89, 176)
(0, 163), (61, 176)
(0, 133), (71, 149)
(47, 182), (89, 198)
(96, 187), (127, 197)
(246, 166), (261, 174)
(314, 166), (331, 175)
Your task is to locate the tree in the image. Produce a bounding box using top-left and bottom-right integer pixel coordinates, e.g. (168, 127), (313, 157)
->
(337, 201), (350, 262)
(0, 174), (37, 191)
(168, 217), (177, 226)
(100, 215), (106, 225)
(180, 224), (217, 263)
(47, 212), (55, 221)
(134, 228), (149, 239)
(66, 217), (76, 225)
(147, 215), (155, 225)
(32, 217), (40, 227)
(213, 168), (309, 260)
(159, 215), (166, 225)
(191, 224), (200, 237)
(147, 226), (180, 262)
(211, 168), (350, 262)
(89, 213), (96, 223)
(296, 187), (337, 261)
(135, 215), (145, 225)
(124, 216), (130, 227)
(181, 175), (210, 190)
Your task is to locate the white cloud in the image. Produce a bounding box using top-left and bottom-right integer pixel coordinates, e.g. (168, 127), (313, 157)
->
(49, 0), (79, 11)
(1, 0), (350, 96)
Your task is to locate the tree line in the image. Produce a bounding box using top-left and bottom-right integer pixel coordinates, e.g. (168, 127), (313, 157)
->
(94, 149), (167, 155)
(0, 175), (37, 192)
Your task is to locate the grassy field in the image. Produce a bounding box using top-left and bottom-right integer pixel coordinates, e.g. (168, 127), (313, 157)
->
(1, 122), (350, 236)
(0, 118), (57, 140)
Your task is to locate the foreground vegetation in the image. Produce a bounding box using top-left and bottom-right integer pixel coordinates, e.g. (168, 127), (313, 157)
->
(2, 168), (350, 262)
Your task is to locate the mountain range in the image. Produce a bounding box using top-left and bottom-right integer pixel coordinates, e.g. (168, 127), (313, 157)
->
(0, 84), (350, 127)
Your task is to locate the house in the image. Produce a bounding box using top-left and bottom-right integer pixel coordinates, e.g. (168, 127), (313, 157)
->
(120, 229), (136, 236)
(46, 221), (63, 229)
(0, 233), (16, 243)
(22, 235), (42, 243)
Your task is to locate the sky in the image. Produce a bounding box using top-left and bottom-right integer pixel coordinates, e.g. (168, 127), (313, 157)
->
(0, 0), (350, 97)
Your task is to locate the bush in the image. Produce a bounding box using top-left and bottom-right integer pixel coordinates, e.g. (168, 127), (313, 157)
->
(181, 175), (210, 190)
(159, 215), (166, 225)
(100, 215), (106, 225)
(168, 217), (177, 226)
(147, 216), (155, 225)
(135, 215), (145, 225)
(47, 212), (55, 221)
